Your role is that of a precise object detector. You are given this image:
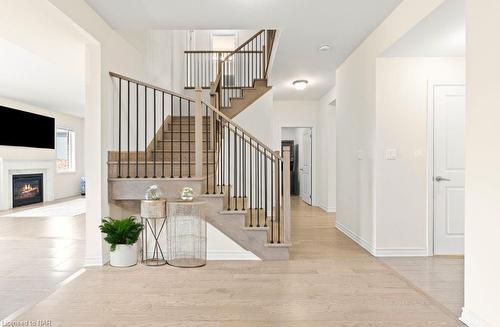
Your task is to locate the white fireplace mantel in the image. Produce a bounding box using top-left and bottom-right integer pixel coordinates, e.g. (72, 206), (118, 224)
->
(0, 158), (55, 211)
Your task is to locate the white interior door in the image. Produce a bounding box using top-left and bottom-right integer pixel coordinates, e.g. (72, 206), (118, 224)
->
(433, 84), (465, 255)
(300, 129), (312, 205)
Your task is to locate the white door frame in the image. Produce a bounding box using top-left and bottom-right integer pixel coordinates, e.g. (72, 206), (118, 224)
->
(280, 125), (315, 206)
(426, 81), (466, 256)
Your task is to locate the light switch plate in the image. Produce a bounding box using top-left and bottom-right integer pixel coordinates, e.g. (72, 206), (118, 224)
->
(385, 149), (398, 160)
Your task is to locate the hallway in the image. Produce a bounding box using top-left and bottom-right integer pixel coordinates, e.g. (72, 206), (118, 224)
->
(9, 198), (461, 326)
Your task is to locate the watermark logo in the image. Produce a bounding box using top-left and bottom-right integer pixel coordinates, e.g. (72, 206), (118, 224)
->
(1, 320), (52, 327)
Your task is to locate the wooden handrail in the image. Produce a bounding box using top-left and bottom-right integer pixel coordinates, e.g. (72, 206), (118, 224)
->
(109, 72), (195, 102)
(221, 29), (265, 64)
(202, 100), (283, 162)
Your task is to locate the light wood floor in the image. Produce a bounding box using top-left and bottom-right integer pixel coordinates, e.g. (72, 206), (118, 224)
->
(381, 256), (464, 316)
(7, 197), (464, 326)
(0, 197), (85, 320)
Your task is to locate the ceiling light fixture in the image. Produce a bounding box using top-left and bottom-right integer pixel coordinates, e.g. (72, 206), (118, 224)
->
(318, 44), (331, 52)
(293, 80), (308, 91)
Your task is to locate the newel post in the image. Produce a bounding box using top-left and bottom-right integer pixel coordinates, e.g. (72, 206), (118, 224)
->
(282, 146), (291, 244)
(194, 87), (203, 177)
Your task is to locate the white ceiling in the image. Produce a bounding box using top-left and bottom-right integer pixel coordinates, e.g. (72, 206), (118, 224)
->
(383, 0), (465, 57)
(0, 0), (86, 117)
(84, 0), (404, 100)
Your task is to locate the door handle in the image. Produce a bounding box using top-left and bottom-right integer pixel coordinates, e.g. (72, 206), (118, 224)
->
(435, 176), (451, 182)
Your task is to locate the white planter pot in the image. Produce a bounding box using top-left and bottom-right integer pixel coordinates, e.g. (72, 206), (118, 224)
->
(109, 244), (137, 267)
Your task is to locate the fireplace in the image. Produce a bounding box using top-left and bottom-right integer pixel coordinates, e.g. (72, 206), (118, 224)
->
(12, 173), (43, 208)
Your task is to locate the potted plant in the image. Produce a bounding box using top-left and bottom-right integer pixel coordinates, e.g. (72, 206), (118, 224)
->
(99, 216), (144, 267)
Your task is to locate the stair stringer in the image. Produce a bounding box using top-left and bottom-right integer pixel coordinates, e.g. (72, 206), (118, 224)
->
(199, 194), (289, 260)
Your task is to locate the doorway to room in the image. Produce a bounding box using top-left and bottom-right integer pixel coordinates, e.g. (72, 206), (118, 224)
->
(429, 83), (466, 255)
(281, 127), (313, 206)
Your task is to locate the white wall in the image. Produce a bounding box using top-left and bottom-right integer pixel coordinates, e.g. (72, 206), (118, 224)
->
(375, 57), (465, 255)
(318, 88), (337, 212)
(335, 0), (445, 253)
(462, 0), (500, 326)
(48, 0), (148, 266)
(0, 96), (85, 201)
(235, 96), (324, 207)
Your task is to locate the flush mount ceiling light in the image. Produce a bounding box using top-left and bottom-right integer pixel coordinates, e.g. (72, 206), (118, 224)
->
(293, 80), (308, 91)
(318, 44), (332, 52)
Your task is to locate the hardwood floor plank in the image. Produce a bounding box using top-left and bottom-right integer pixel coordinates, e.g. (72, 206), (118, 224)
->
(8, 197), (463, 326)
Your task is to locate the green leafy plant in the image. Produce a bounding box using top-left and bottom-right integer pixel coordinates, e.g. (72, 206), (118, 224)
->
(98, 217), (144, 251)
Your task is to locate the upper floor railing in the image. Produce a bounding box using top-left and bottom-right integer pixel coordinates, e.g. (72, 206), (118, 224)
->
(184, 30), (276, 108)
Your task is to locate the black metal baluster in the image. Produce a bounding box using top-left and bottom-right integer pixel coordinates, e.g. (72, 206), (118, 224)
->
(153, 90), (157, 178)
(234, 127), (238, 210)
(264, 149), (268, 227)
(227, 120), (231, 210)
(127, 80), (130, 178)
(256, 144), (260, 227)
(118, 78), (121, 178)
(161, 92), (165, 178)
(221, 118), (225, 193)
(170, 94), (174, 178)
(270, 156), (274, 243)
(136, 83), (139, 178)
(277, 159), (281, 243)
(242, 133), (246, 210)
(179, 97), (182, 178)
(205, 105), (209, 192)
(144, 86), (148, 178)
(249, 139), (253, 227)
(239, 132), (243, 202)
(212, 111), (216, 194)
(188, 100), (191, 178)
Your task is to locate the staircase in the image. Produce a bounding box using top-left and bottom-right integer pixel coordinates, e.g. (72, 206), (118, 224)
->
(108, 72), (291, 260)
(185, 30), (276, 118)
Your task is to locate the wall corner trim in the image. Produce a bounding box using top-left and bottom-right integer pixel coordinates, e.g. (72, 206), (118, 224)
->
(336, 221), (374, 255)
(460, 308), (492, 327)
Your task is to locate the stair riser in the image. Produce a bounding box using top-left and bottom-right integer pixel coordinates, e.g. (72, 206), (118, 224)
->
(156, 141), (213, 151)
(165, 125), (210, 133)
(161, 133), (216, 142)
(171, 116), (211, 123)
(151, 152), (216, 162)
(108, 164), (215, 178)
(109, 151), (215, 162)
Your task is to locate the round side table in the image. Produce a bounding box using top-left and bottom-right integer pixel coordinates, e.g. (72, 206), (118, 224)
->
(166, 200), (207, 268)
(141, 200), (167, 266)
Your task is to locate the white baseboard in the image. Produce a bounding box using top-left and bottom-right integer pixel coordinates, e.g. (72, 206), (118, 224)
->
(207, 250), (260, 260)
(319, 204), (336, 213)
(460, 308), (492, 327)
(84, 254), (109, 267)
(336, 221), (375, 255)
(374, 247), (429, 257)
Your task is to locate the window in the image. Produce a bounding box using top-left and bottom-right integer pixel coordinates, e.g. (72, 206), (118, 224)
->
(211, 33), (237, 51)
(56, 128), (75, 173)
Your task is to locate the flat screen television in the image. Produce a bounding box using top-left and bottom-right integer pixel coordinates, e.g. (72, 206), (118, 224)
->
(0, 105), (55, 149)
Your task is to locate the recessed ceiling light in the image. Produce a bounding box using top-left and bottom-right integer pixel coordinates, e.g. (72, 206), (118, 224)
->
(293, 80), (308, 91)
(318, 44), (332, 52)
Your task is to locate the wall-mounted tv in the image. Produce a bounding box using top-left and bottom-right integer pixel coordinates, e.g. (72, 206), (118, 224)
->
(0, 105), (55, 149)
